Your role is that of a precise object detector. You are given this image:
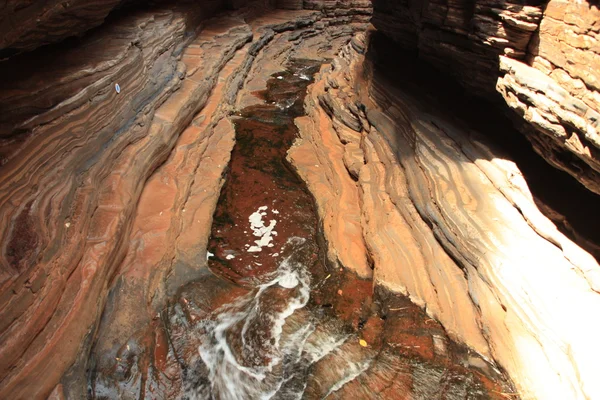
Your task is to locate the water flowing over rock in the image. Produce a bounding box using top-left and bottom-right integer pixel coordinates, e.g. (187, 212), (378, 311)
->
(0, 0), (599, 399)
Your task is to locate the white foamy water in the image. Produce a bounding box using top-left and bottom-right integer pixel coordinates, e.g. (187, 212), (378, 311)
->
(303, 333), (349, 364)
(247, 206), (277, 253)
(275, 98), (297, 110)
(183, 238), (358, 400)
(323, 359), (372, 398)
(187, 238), (310, 399)
(278, 270), (299, 289)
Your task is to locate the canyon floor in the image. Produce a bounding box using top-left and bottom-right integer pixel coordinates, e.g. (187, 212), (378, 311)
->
(1, 2), (600, 400)
(87, 14), (517, 399)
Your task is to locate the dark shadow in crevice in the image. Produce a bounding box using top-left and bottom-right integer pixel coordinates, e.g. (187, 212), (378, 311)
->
(0, 0), (229, 139)
(367, 31), (600, 261)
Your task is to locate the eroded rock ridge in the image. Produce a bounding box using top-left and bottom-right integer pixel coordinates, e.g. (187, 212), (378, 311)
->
(372, 0), (600, 197)
(289, 29), (600, 399)
(0, 0), (599, 399)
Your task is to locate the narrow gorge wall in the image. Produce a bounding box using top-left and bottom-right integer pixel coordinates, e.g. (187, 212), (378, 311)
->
(1, 0), (599, 399)
(290, 28), (600, 400)
(371, 0), (600, 198)
(0, 1), (371, 398)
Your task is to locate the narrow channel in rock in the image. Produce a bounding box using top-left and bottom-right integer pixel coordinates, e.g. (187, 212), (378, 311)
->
(164, 59), (518, 399)
(2, 1), (599, 399)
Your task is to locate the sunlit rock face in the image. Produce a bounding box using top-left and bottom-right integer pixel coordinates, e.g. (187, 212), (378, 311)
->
(289, 30), (600, 400)
(0, 0), (599, 399)
(371, 0), (600, 196)
(498, 0), (600, 196)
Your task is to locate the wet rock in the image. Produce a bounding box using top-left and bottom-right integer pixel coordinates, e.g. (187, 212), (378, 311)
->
(0, 0), (598, 399)
(0, 4), (370, 398)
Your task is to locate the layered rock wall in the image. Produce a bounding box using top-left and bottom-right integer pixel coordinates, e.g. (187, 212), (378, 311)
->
(0, 1), (370, 397)
(371, 0), (600, 197)
(0, 0), (138, 55)
(497, 0), (600, 195)
(290, 31), (600, 399)
(0, 7), (208, 398)
(1, 0), (599, 398)
(371, 0), (544, 95)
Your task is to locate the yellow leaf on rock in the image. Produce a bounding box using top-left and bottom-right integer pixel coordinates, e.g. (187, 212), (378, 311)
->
(359, 339), (368, 347)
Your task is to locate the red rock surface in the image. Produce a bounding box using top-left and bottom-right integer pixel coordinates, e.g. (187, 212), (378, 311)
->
(0, 6), (222, 398)
(0, 3), (370, 398)
(125, 57), (515, 399)
(0, 0), (599, 399)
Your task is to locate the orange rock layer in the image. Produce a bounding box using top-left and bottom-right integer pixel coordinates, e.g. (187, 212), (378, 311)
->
(289, 31), (600, 400)
(1, 0), (599, 399)
(0, 4), (370, 398)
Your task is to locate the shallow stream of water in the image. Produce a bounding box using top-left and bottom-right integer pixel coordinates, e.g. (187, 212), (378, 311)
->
(168, 59), (518, 400)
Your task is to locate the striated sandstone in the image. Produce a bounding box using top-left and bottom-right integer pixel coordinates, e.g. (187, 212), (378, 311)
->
(0, 0), (243, 57)
(290, 31), (600, 400)
(0, 6), (217, 398)
(1, 0), (599, 398)
(0, 0), (133, 55)
(289, 60), (373, 278)
(371, 0), (600, 197)
(91, 10), (368, 397)
(497, 0), (600, 195)
(0, 2), (371, 397)
(89, 7), (370, 399)
(370, 0), (544, 96)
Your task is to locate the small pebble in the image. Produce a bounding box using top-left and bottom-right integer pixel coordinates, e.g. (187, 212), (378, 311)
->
(337, 289), (343, 295)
